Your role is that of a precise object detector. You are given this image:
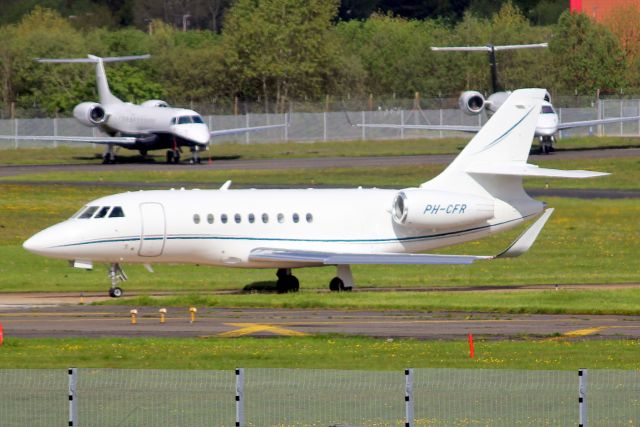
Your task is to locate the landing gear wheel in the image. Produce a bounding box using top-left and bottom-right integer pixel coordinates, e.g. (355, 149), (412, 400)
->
(329, 277), (344, 292)
(109, 287), (123, 298)
(276, 275), (299, 293)
(102, 152), (115, 164)
(166, 150), (174, 163)
(166, 150), (180, 164)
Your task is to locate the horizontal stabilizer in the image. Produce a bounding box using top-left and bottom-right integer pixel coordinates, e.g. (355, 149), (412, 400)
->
(37, 54), (151, 64)
(496, 208), (554, 258)
(431, 43), (548, 52)
(467, 163), (609, 178)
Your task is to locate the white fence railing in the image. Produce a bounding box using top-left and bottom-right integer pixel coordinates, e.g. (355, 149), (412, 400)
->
(1, 99), (640, 149)
(1, 367), (638, 426)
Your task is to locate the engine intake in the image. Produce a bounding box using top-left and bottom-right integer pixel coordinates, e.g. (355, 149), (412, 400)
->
(392, 189), (494, 229)
(73, 102), (107, 126)
(458, 91), (485, 115)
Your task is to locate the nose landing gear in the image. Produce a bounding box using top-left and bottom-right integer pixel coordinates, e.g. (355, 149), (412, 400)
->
(108, 263), (127, 298)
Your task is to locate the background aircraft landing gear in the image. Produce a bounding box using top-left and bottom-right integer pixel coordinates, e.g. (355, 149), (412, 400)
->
(276, 268), (299, 293)
(108, 263), (127, 298)
(102, 145), (116, 164)
(329, 265), (353, 292)
(190, 146), (202, 164)
(166, 149), (181, 164)
(539, 136), (555, 154)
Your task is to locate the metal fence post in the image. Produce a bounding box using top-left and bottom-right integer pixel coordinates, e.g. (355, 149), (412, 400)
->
(68, 367), (78, 427)
(245, 114), (250, 144)
(323, 112), (327, 142)
(53, 117), (58, 148)
(284, 112), (289, 142)
(14, 118), (18, 149)
(579, 368), (587, 427)
(236, 368), (244, 427)
(405, 368), (414, 427)
(400, 110), (405, 139)
(361, 111), (366, 141)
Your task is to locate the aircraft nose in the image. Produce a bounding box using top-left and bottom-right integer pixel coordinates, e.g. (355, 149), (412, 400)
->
(173, 124), (210, 145)
(23, 231), (50, 256)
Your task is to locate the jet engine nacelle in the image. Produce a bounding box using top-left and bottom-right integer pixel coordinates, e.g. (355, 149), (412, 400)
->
(141, 99), (170, 108)
(458, 91), (486, 115)
(392, 189), (495, 229)
(73, 102), (107, 126)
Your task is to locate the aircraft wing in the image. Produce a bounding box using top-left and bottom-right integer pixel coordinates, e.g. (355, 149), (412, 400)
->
(0, 135), (138, 146)
(211, 115), (290, 137)
(557, 115), (640, 130)
(354, 123), (481, 133)
(249, 209), (554, 265)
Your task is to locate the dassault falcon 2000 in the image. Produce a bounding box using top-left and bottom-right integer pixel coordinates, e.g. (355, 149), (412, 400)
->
(356, 44), (640, 153)
(0, 55), (288, 164)
(23, 89), (607, 297)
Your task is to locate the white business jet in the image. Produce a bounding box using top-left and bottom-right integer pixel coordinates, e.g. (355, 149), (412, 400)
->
(358, 44), (640, 153)
(0, 55), (288, 164)
(23, 89), (607, 297)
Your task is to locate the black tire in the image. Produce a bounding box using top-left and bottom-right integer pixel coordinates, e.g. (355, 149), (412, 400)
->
(166, 150), (174, 163)
(276, 279), (288, 294)
(329, 277), (343, 292)
(110, 287), (123, 298)
(289, 276), (300, 292)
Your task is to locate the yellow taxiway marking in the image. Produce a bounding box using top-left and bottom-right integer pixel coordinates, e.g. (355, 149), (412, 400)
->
(219, 323), (307, 337)
(563, 326), (610, 337)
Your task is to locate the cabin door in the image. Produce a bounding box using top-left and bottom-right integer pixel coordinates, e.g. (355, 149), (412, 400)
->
(139, 202), (166, 257)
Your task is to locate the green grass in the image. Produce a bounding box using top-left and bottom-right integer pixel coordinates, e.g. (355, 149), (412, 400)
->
(101, 288), (640, 315)
(3, 155), (640, 190)
(1, 136), (638, 165)
(1, 336), (639, 370)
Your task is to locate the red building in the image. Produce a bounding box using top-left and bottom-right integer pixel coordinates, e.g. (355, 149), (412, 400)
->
(571, 0), (640, 21)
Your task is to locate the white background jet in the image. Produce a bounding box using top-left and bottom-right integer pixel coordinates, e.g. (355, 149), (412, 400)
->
(24, 89), (607, 297)
(0, 55), (288, 164)
(358, 44), (640, 153)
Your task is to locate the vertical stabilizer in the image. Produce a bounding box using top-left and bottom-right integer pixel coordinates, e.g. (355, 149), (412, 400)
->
(87, 55), (120, 105)
(420, 89), (546, 199)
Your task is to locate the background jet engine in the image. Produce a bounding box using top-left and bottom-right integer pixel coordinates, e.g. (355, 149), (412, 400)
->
(392, 189), (495, 229)
(458, 91), (486, 115)
(73, 102), (107, 126)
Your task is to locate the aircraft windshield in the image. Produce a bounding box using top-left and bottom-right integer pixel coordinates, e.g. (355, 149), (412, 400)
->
(75, 206), (125, 219)
(176, 115), (204, 125)
(192, 115), (204, 124)
(541, 105), (555, 114)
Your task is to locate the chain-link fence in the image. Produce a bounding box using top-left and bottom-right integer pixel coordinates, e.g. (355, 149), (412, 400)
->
(2, 99), (640, 149)
(0, 367), (638, 426)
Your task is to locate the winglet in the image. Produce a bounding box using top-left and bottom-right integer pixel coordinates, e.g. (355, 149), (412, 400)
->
(496, 208), (554, 258)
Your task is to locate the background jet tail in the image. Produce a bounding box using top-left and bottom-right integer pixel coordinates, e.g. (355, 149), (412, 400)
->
(37, 54), (150, 106)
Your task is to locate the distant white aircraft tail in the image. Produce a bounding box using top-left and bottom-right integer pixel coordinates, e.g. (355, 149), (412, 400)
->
(37, 54), (150, 106)
(421, 88), (607, 200)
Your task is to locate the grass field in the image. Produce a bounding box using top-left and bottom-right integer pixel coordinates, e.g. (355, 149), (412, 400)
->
(1, 336), (638, 370)
(0, 135), (639, 165)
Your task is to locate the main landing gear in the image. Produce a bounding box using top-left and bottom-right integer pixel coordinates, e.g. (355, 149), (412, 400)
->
(102, 144), (116, 164)
(276, 268), (299, 293)
(166, 149), (181, 164)
(329, 265), (353, 292)
(108, 263), (127, 298)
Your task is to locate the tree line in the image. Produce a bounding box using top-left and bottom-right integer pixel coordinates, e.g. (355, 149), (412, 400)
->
(0, 2), (636, 116)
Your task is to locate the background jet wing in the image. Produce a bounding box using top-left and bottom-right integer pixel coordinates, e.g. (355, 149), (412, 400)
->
(250, 208), (554, 266)
(0, 135), (138, 146)
(211, 114), (290, 137)
(557, 115), (640, 130)
(354, 123), (481, 133)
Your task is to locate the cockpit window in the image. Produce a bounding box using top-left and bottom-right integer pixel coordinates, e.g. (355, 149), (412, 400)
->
(94, 206), (111, 219)
(170, 117), (177, 125)
(109, 206), (125, 218)
(71, 206), (87, 219)
(79, 206), (99, 219)
(541, 105), (555, 114)
(178, 116), (192, 124)
(191, 115), (204, 124)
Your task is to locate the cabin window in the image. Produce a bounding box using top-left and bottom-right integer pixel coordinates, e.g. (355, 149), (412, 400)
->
(94, 206), (110, 219)
(193, 214), (201, 224)
(79, 206), (99, 219)
(292, 213), (299, 223)
(234, 213), (241, 224)
(207, 214), (214, 224)
(306, 213), (313, 223)
(262, 213), (269, 223)
(248, 213), (255, 223)
(221, 214), (228, 224)
(277, 213), (284, 223)
(109, 206), (125, 218)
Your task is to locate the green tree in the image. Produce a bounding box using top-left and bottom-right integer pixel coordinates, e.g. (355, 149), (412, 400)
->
(550, 11), (625, 95)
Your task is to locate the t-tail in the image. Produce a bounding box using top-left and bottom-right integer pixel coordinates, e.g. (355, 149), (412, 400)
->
(36, 54), (150, 105)
(421, 88), (608, 209)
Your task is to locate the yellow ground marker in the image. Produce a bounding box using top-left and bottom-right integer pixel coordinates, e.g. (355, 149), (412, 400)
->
(219, 323), (307, 337)
(563, 326), (610, 337)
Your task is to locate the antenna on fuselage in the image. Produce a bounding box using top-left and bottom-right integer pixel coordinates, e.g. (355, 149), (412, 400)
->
(36, 54), (151, 105)
(431, 43), (548, 94)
